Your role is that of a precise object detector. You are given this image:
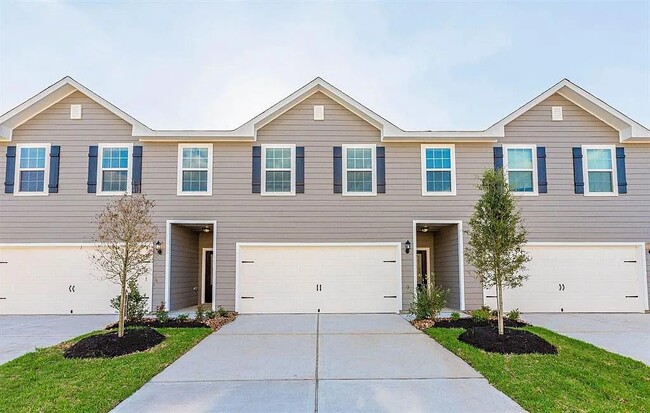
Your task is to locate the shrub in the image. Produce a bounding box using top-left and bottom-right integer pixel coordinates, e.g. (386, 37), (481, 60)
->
(480, 305), (491, 312)
(409, 286), (449, 320)
(217, 306), (228, 317)
(490, 310), (499, 318)
(507, 308), (521, 321)
(195, 304), (206, 321)
(450, 311), (461, 321)
(155, 301), (169, 323)
(110, 280), (149, 321)
(205, 310), (217, 320)
(176, 313), (189, 322)
(472, 307), (490, 323)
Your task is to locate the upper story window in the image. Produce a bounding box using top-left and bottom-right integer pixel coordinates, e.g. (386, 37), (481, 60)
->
(177, 143), (213, 196)
(98, 143), (132, 195)
(262, 144), (295, 195)
(343, 144), (376, 196)
(421, 145), (456, 196)
(15, 144), (51, 196)
(583, 145), (617, 196)
(503, 145), (538, 195)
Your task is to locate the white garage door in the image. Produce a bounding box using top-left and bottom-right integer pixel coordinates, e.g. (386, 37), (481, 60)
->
(237, 244), (401, 314)
(0, 245), (152, 315)
(485, 244), (648, 313)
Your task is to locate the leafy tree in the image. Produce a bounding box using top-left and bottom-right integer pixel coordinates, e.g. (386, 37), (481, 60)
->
(466, 168), (531, 335)
(90, 195), (157, 337)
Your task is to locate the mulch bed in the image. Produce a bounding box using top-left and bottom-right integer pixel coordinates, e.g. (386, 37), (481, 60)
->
(459, 326), (558, 355)
(64, 327), (165, 359)
(204, 313), (237, 331)
(105, 319), (207, 329)
(432, 318), (528, 329)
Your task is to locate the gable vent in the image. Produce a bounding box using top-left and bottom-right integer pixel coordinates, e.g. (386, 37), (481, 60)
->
(551, 106), (563, 121)
(314, 105), (325, 121)
(70, 104), (82, 119)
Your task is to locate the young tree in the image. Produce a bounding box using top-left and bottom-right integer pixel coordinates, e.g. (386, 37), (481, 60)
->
(466, 168), (531, 335)
(90, 195), (157, 337)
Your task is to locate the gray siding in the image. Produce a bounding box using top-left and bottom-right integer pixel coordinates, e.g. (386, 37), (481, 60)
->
(169, 225), (199, 310)
(1, 91), (649, 312)
(433, 225), (461, 308)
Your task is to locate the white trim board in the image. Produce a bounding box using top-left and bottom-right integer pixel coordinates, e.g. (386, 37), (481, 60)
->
(165, 220), (218, 312)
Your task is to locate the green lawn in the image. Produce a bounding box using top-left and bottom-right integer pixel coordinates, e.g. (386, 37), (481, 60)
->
(0, 327), (211, 413)
(427, 326), (650, 413)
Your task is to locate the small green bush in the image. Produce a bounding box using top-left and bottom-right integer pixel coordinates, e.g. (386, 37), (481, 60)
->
(110, 279), (149, 321)
(205, 310), (217, 319)
(507, 308), (521, 321)
(155, 301), (169, 323)
(450, 311), (461, 321)
(490, 309), (499, 318)
(217, 306), (228, 317)
(409, 286), (449, 320)
(480, 305), (491, 312)
(175, 313), (189, 322)
(471, 307), (490, 323)
(194, 304), (206, 321)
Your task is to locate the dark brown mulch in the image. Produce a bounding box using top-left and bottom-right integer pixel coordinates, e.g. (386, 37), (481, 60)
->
(105, 319), (208, 330)
(204, 313), (237, 331)
(432, 318), (528, 329)
(64, 327), (165, 359)
(459, 326), (557, 355)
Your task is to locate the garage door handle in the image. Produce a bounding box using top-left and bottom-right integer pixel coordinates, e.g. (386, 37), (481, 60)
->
(0, 261), (7, 264)
(241, 296), (254, 299)
(625, 295), (638, 298)
(383, 295), (397, 299)
(241, 260), (254, 264)
(624, 260), (637, 263)
(383, 260), (396, 263)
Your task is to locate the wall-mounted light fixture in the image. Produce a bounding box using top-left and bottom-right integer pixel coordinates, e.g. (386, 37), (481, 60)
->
(405, 240), (411, 254)
(421, 227), (429, 233)
(155, 241), (163, 255)
(202, 226), (211, 233)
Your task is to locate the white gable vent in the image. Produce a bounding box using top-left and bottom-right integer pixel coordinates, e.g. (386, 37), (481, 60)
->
(70, 104), (82, 119)
(551, 106), (563, 121)
(313, 105), (325, 121)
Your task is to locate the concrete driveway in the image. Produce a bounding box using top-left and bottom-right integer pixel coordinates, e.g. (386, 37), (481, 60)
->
(523, 313), (650, 365)
(113, 314), (522, 413)
(0, 315), (116, 365)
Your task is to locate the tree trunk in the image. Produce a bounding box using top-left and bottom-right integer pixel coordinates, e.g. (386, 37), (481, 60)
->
(496, 280), (504, 335)
(118, 279), (127, 338)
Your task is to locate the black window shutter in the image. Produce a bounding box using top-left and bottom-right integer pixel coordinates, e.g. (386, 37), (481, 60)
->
(333, 146), (342, 193)
(132, 145), (143, 193)
(87, 145), (98, 193)
(493, 146), (503, 170)
(616, 147), (627, 194)
(48, 145), (61, 193)
(377, 146), (386, 193)
(4, 146), (16, 193)
(536, 146), (547, 193)
(252, 146), (261, 193)
(572, 147), (584, 194)
(296, 146), (305, 194)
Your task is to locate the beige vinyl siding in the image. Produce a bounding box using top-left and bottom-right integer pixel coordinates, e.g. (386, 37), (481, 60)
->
(1, 91), (649, 311)
(169, 225), (199, 310)
(433, 225), (461, 309)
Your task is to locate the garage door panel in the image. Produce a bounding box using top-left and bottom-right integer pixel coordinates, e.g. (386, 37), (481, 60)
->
(485, 245), (646, 313)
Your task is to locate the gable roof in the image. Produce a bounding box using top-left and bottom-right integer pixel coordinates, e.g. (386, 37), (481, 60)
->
(1, 76), (648, 143)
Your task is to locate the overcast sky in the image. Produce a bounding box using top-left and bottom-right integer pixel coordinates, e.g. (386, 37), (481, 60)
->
(1, 1), (648, 131)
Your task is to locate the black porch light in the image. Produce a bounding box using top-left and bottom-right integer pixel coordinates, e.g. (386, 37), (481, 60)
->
(405, 240), (411, 254)
(155, 241), (163, 255)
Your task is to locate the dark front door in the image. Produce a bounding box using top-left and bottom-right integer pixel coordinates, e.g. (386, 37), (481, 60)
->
(204, 250), (213, 303)
(416, 249), (428, 290)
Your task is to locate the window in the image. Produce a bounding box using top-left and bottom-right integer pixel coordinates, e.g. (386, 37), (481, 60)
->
(15, 144), (51, 196)
(421, 145), (456, 196)
(503, 145), (538, 195)
(98, 143), (132, 195)
(343, 144), (376, 195)
(583, 145), (617, 196)
(262, 144), (295, 195)
(177, 144), (213, 195)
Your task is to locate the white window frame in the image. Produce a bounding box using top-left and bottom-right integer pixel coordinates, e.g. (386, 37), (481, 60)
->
(420, 144), (457, 196)
(97, 143), (133, 196)
(177, 143), (213, 196)
(503, 144), (538, 196)
(342, 144), (377, 196)
(261, 144), (296, 196)
(582, 145), (618, 197)
(14, 143), (51, 197)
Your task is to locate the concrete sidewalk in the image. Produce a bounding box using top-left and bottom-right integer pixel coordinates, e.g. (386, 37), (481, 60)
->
(113, 314), (522, 413)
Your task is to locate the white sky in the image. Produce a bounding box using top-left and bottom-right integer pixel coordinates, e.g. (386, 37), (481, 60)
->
(1, 1), (648, 131)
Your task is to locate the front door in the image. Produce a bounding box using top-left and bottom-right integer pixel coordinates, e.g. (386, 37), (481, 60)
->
(204, 250), (213, 303)
(416, 249), (429, 290)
